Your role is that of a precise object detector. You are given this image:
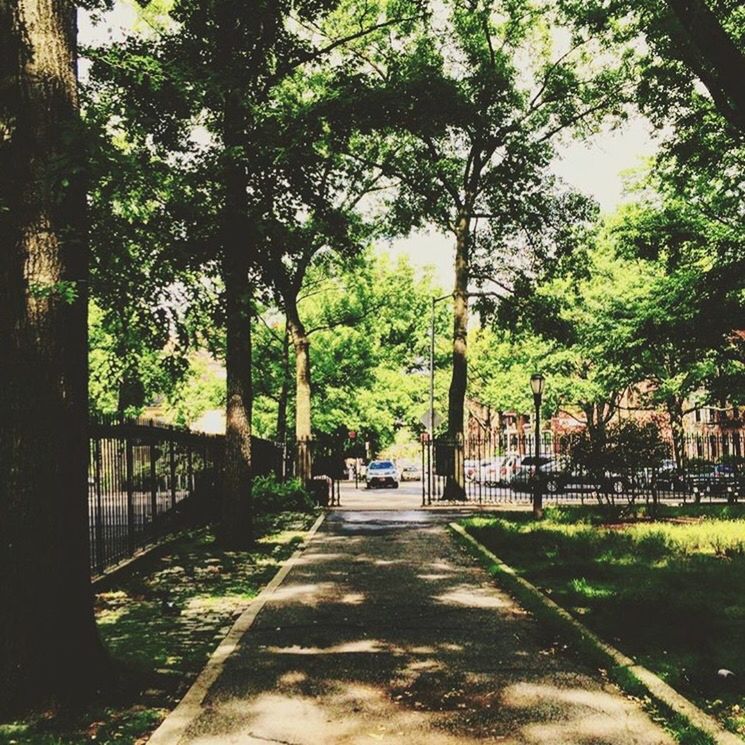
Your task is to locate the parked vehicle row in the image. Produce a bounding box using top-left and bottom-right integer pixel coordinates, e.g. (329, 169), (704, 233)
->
(464, 453), (745, 497)
(359, 452), (743, 496)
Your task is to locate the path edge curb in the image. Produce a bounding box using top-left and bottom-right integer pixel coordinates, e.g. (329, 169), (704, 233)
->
(147, 512), (327, 745)
(449, 521), (742, 745)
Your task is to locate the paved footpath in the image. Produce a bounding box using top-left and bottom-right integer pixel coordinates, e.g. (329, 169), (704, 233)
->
(169, 510), (673, 744)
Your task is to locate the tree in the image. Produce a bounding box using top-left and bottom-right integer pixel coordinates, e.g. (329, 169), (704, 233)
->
(84, 113), (209, 418)
(560, 0), (745, 135)
(0, 0), (105, 713)
(250, 84), (382, 478)
(603, 194), (745, 464)
(327, 0), (628, 496)
(250, 251), (449, 449)
(87, 0), (419, 545)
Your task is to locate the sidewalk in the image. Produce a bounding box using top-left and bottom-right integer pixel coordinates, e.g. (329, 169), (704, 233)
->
(157, 510), (674, 744)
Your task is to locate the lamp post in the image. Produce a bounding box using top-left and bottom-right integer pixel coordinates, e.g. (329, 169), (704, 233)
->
(530, 373), (545, 519)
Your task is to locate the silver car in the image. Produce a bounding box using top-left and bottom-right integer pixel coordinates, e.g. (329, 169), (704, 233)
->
(366, 460), (400, 489)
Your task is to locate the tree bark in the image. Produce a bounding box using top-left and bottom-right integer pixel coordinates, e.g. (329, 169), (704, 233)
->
(444, 211), (470, 500)
(218, 81), (253, 549)
(276, 323), (290, 443)
(665, 0), (745, 134)
(0, 0), (106, 714)
(666, 396), (686, 469)
(286, 299), (313, 483)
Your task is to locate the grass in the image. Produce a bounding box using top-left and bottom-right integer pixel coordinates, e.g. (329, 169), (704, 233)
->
(462, 505), (745, 741)
(0, 511), (318, 745)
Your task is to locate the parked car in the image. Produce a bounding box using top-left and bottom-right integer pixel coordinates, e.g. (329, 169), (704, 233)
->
(652, 460), (688, 492)
(466, 455), (520, 486)
(465, 458), (496, 482)
(401, 463), (423, 481)
(511, 456), (630, 495)
(687, 464), (744, 496)
(366, 460), (400, 489)
(479, 455), (521, 486)
(509, 455), (564, 492)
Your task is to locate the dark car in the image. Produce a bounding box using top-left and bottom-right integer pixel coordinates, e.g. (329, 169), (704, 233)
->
(687, 464), (744, 496)
(510, 456), (566, 493)
(652, 463), (688, 493)
(511, 456), (629, 495)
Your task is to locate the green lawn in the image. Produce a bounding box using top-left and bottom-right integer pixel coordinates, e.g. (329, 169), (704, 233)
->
(0, 512), (318, 745)
(463, 504), (745, 740)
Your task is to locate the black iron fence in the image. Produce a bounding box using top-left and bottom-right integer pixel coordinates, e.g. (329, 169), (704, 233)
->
(422, 431), (745, 506)
(88, 417), (285, 576)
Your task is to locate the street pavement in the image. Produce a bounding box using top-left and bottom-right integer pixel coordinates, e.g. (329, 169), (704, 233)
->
(163, 494), (673, 744)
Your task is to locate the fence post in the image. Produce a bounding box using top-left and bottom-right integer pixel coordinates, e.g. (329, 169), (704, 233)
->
(187, 445), (194, 497)
(149, 436), (158, 540)
(94, 436), (105, 574)
(421, 438), (426, 507)
(169, 430), (177, 509)
(125, 431), (135, 556)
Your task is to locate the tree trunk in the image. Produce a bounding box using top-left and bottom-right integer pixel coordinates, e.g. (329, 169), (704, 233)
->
(286, 300), (312, 483)
(0, 0), (106, 714)
(276, 323), (290, 442)
(666, 397), (686, 469)
(218, 82), (253, 549)
(444, 212), (469, 500)
(665, 0), (745, 134)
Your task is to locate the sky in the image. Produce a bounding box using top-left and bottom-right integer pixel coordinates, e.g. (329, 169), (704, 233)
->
(78, 3), (658, 292)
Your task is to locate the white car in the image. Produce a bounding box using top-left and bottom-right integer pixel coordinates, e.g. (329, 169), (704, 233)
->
(481, 455), (521, 485)
(400, 463), (422, 481)
(366, 460), (400, 489)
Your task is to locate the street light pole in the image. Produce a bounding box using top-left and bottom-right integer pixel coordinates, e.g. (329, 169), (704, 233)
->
(430, 296), (436, 439)
(530, 373), (545, 519)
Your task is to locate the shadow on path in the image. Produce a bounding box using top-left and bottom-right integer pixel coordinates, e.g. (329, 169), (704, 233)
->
(179, 511), (673, 744)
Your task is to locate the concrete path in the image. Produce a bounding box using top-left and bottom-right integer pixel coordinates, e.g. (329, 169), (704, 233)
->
(168, 510), (673, 744)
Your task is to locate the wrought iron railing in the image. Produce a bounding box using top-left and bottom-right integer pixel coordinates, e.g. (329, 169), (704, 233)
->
(421, 432), (745, 506)
(88, 417), (285, 575)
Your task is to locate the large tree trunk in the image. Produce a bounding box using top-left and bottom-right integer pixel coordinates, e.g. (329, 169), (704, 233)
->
(444, 212), (469, 500)
(218, 82), (253, 549)
(666, 396), (686, 470)
(286, 300), (312, 483)
(276, 323), (290, 442)
(0, 0), (106, 714)
(665, 0), (745, 134)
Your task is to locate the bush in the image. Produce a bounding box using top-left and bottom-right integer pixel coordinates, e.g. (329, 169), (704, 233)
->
(569, 419), (670, 474)
(252, 475), (315, 515)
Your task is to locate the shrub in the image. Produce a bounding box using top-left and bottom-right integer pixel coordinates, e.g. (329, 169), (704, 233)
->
(252, 475), (315, 515)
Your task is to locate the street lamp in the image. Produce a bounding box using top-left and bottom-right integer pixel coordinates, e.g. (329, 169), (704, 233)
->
(530, 373), (545, 519)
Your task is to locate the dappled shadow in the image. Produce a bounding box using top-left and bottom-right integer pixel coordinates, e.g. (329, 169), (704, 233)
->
(180, 512), (672, 744)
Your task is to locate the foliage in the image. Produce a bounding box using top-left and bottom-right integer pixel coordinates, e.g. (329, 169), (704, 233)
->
(252, 476), (315, 517)
(483, 186), (744, 439)
(251, 250), (450, 447)
(165, 354), (225, 427)
(568, 419), (670, 474)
